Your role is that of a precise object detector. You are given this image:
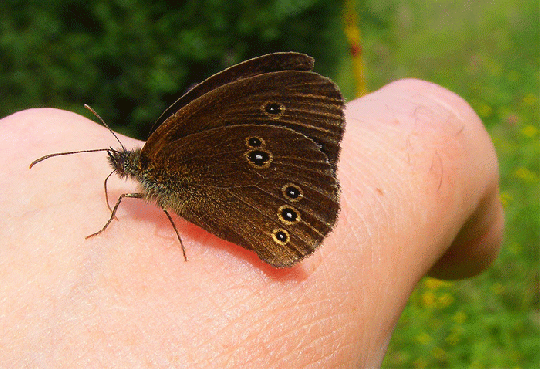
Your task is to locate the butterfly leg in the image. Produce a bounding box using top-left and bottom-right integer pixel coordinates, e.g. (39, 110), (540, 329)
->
(162, 209), (187, 262)
(86, 192), (145, 239)
(102, 170), (116, 214)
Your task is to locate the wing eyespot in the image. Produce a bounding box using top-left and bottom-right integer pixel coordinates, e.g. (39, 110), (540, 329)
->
(282, 183), (303, 202)
(245, 149), (272, 168)
(272, 229), (290, 245)
(262, 101), (285, 119)
(246, 136), (265, 148)
(278, 205), (300, 225)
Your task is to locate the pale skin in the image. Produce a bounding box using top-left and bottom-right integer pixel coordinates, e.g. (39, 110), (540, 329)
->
(0, 79), (503, 367)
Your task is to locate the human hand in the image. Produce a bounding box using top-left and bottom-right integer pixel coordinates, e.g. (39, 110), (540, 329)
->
(0, 79), (503, 367)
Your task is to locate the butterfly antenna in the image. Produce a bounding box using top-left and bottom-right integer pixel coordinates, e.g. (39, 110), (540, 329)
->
(84, 104), (126, 151)
(29, 105), (127, 169)
(29, 148), (110, 168)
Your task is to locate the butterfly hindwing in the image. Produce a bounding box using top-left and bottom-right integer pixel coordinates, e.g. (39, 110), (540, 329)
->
(144, 125), (339, 267)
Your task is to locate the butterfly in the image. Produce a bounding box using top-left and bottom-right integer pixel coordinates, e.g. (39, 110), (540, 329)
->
(30, 52), (345, 267)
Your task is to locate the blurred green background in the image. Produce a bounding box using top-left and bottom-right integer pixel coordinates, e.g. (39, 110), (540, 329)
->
(1, 0), (538, 367)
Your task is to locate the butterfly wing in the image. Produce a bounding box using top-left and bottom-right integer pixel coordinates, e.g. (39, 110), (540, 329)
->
(147, 125), (339, 267)
(143, 62), (344, 171)
(140, 53), (344, 266)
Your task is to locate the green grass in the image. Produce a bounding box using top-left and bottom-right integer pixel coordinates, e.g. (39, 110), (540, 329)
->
(339, 1), (540, 367)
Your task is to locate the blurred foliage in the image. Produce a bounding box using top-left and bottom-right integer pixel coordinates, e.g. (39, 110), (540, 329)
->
(0, 0), (346, 138)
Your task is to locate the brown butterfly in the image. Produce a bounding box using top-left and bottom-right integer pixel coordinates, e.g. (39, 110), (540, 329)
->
(30, 52), (345, 267)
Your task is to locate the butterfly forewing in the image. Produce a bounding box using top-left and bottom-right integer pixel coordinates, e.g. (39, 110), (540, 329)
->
(143, 68), (344, 171)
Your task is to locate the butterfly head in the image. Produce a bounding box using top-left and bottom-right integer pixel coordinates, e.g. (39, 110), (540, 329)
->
(107, 148), (142, 180)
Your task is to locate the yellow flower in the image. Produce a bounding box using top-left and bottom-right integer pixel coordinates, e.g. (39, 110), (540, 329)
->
(470, 360), (483, 369)
(416, 332), (432, 345)
(413, 357), (428, 369)
(491, 282), (505, 294)
(437, 293), (454, 308)
(477, 102), (493, 118)
(521, 124), (538, 138)
(424, 277), (452, 289)
(514, 166), (538, 183)
(453, 311), (467, 324)
(422, 291), (436, 307)
(522, 93), (537, 106)
(499, 191), (513, 207)
(431, 347), (446, 360)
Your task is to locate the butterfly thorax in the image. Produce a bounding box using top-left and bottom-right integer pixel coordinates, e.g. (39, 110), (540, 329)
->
(108, 147), (190, 209)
